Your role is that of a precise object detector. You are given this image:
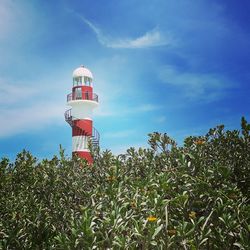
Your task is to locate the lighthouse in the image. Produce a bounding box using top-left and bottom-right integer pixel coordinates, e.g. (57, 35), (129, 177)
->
(65, 65), (99, 163)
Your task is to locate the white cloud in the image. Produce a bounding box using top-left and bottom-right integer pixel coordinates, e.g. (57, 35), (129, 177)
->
(0, 61), (73, 138)
(95, 103), (161, 117)
(0, 0), (15, 38)
(103, 129), (136, 139)
(106, 29), (170, 49)
(107, 142), (148, 155)
(156, 116), (166, 123)
(158, 65), (232, 102)
(0, 80), (38, 104)
(95, 107), (115, 117)
(0, 101), (65, 137)
(133, 104), (161, 112)
(78, 15), (172, 49)
(0, 0), (36, 40)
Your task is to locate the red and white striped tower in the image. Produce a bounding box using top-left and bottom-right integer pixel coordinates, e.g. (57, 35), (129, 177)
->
(65, 65), (99, 163)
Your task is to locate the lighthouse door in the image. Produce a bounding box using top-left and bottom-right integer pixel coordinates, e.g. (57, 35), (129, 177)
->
(75, 87), (82, 100)
(85, 91), (89, 100)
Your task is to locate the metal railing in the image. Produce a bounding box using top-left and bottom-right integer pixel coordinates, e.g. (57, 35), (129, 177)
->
(64, 109), (100, 147)
(64, 109), (73, 125)
(67, 92), (98, 102)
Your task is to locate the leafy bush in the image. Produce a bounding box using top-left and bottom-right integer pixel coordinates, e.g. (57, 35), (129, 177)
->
(0, 118), (249, 249)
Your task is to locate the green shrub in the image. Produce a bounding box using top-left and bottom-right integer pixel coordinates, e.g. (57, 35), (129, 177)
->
(0, 118), (249, 249)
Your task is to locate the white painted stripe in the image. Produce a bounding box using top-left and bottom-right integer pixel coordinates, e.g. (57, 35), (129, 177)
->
(72, 135), (90, 152)
(68, 101), (98, 120)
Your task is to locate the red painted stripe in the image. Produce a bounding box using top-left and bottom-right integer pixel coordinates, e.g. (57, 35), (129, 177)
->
(72, 119), (92, 136)
(72, 86), (93, 92)
(73, 151), (93, 164)
(72, 86), (93, 100)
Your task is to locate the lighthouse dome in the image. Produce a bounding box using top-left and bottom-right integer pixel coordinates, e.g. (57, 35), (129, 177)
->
(73, 65), (93, 79)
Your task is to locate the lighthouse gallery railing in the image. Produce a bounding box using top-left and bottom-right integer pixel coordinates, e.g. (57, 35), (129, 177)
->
(67, 92), (98, 102)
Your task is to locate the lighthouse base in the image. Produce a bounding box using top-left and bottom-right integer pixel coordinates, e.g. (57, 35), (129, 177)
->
(73, 151), (93, 164)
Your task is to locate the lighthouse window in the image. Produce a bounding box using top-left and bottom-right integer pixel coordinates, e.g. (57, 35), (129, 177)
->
(81, 77), (83, 85)
(75, 87), (82, 99)
(84, 77), (92, 86)
(73, 77), (83, 86)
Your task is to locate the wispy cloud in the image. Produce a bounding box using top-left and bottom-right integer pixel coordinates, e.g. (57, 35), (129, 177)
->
(95, 105), (116, 117)
(158, 65), (232, 102)
(155, 115), (167, 123)
(78, 15), (172, 49)
(108, 142), (148, 155)
(103, 129), (136, 139)
(105, 29), (170, 49)
(0, 0), (15, 38)
(0, 80), (38, 104)
(0, 102), (64, 137)
(95, 103), (161, 117)
(133, 104), (161, 112)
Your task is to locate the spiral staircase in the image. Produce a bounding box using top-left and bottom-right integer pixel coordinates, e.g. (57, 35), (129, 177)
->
(64, 109), (100, 148)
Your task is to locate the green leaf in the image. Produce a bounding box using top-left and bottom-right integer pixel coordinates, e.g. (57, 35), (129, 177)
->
(233, 242), (244, 249)
(152, 224), (163, 239)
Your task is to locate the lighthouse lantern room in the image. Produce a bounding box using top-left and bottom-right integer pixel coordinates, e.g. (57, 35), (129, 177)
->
(65, 65), (99, 163)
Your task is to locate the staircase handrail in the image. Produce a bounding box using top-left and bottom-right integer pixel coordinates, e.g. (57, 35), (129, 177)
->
(64, 109), (100, 145)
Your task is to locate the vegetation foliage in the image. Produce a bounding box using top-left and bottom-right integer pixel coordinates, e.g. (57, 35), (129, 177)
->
(0, 118), (250, 249)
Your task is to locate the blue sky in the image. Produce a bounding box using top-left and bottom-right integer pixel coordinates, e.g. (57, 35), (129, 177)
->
(0, 0), (250, 160)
